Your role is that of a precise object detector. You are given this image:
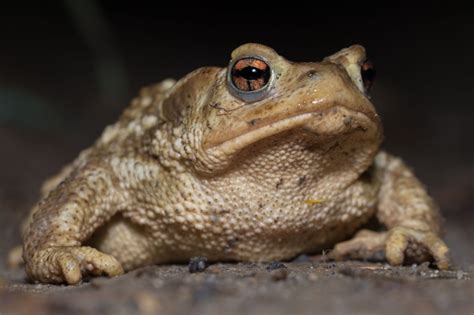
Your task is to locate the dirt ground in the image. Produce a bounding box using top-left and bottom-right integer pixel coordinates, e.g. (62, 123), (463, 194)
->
(1, 260), (473, 315)
(0, 127), (473, 315)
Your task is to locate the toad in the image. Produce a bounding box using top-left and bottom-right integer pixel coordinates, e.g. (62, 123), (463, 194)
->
(17, 43), (450, 284)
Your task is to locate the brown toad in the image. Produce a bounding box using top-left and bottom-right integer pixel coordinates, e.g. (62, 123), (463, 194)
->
(17, 43), (450, 284)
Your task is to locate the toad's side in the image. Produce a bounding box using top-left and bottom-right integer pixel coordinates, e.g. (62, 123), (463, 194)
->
(18, 43), (450, 284)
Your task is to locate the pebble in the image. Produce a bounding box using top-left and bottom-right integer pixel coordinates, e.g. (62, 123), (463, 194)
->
(189, 257), (209, 273)
(266, 261), (287, 271)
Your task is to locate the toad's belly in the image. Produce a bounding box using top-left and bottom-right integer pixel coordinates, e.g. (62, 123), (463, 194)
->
(153, 206), (375, 263)
(94, 181), (378, 267)
(93, 200), (376, 269)
(145, 200), (377, 264)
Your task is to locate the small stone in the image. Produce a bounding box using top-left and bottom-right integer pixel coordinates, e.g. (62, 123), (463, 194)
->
(266, 261), (287, 271)
(189, 256), (209, 273)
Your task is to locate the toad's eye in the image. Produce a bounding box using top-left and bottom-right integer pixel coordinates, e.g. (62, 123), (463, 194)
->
(361, 60), (376, 91)
(228, 56), (273, 102)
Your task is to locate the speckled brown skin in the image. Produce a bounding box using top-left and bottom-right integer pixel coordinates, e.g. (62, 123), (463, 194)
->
(20, 43), (450, 284)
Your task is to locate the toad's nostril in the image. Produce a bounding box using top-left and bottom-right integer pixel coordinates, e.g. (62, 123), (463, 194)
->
(306, 70), (317, 78)
(361, 60), (376, 91)
(297, 70), (319, 84)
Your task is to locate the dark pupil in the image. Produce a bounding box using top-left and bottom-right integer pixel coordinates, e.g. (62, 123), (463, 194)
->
(238, 66), (265, 81)
(231, 60), (271, 92)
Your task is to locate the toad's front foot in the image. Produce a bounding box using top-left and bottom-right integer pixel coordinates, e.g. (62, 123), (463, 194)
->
(26, 246), (124, 285)
(329, 223), (451, 269)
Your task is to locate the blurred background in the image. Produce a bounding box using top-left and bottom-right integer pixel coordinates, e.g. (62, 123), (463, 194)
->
(0, 3), (472, 270)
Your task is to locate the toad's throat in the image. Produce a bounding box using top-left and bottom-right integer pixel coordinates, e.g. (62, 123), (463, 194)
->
(205, 105), (381, 156)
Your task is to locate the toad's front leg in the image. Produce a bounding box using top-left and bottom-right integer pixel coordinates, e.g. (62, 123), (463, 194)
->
(330, 151), (451, 269)
(23, 164), (125, 284)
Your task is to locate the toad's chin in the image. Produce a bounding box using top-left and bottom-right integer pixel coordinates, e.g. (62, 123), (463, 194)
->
(205, 105), (382, 157)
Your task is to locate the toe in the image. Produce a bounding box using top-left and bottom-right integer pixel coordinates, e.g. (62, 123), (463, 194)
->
(330, 242), (351, 260)
(58, 253), (82, 285)
(385, 227), (409, 266)
(90, 253), (124, 277)
(422, 233), (451, 270)
(330, 230), (386, 261)
(77, 247), (124, 277)
(7, 246), (24, 269)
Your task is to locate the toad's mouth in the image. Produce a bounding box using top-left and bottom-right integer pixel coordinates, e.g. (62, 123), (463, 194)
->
(204, 105), (382, 156)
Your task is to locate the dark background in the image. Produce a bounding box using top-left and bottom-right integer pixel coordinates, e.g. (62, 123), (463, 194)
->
(0, 3), (472, 269)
